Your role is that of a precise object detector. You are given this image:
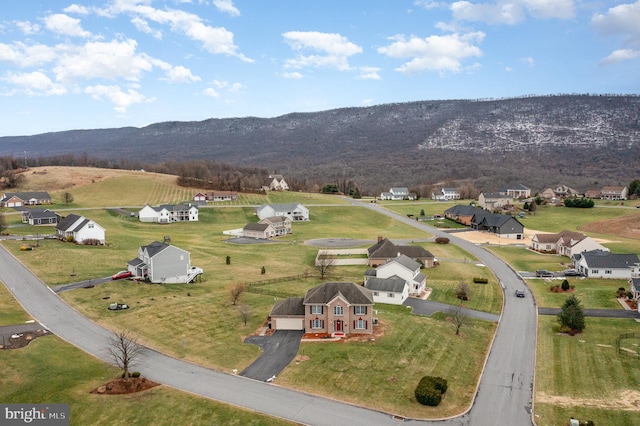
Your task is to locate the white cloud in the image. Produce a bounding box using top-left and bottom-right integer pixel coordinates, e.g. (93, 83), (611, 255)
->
(413, 1), (447, 10)
(84, 84), (154, 112)
(213, 0), (240, 17)
(281, 71), (303, 79)
(520, 56), (535, 67)
(43, 13), (92, 38)
(162, 65), (201, 82)
(357, 66), (382, 80)
(0, 42), (57, 67)
(63, 4), (91, 15)
(592, 1), (640, 64)
(377, 32), (484, 74)
(15, 21), (40, 35)
(450, 0), (574, 25)
(131, 17), (163, 39)
(282, 31), (362, 71)
(600, 49), (640, 65)
(103, 1), (252, 62)
(2, 71), (67, 96)
(52, 39), (154, 83)
(203, 87), (220, 97)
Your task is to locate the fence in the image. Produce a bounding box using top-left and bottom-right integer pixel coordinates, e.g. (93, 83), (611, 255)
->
(617, 332), (640, 359)
(245, 274), (307, 299)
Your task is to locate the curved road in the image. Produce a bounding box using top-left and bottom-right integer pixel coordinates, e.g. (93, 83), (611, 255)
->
(0, 201), (536, 426)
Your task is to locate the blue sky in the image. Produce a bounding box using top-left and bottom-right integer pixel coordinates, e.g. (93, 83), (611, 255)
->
(1, 0), (639, 136)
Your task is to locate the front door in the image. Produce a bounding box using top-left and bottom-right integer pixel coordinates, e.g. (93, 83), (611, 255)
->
(335, 320), (342, 332)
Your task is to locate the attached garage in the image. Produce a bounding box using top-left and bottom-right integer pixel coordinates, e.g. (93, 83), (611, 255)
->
(270, 297), (305, 331)
(272, 317), (304, 330)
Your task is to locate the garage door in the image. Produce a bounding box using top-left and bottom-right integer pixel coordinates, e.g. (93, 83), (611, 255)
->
(274, 318), (304, 330)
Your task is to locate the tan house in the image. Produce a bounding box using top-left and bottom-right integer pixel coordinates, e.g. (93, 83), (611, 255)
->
(600, 186), (628, 200)
(264, 174), (289, 191)
(242, 222), (276, 239)
(269, 282), (374, 336)
(499, 184), (531, 199)
(540, 185), (580, 200)
(478, 192), (513, 211)
(530, 230), (609, 257)
(367, 237), (435, 267)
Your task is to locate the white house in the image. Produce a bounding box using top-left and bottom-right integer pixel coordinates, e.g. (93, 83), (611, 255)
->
(256, 203), (308, 221)
(573, 250), (640, 279)
(127, 241), (201, 283)
(600, 186), (628, 200)
(531, 230), (609, 257)
(431, 188), (461, 201)
(380, 187), (413, 201)
(365, 254), (426, 300)
(364, 276), (409, 305)
(55, 213), (105, 245)
(138, 203), (199, 223)
(265, 174), (289, 191)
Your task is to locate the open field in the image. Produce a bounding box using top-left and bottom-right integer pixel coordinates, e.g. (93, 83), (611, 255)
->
(3, 167), (640, 424)
(0, 336), (293, 426)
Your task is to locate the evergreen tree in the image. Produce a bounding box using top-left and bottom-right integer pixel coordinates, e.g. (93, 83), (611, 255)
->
(557, 295), (586, 334)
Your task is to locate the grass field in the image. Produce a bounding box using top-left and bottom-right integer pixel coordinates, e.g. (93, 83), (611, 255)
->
(4, 167), (640, 424)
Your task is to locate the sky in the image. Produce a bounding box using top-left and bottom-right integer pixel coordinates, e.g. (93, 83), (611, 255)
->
(0, 1), (639, 136)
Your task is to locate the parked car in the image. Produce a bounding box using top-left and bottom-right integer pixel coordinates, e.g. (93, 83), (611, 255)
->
(563, 269), (581, 277)
(108, 303), (129, 310)
(112, 270), (133, 280)
(515, 290), (525, 298)
(535, 270), (555, 277)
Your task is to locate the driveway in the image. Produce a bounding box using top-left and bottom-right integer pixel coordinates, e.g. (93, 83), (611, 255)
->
(240, 330), (304, 381)
(404, 298), (500, 322)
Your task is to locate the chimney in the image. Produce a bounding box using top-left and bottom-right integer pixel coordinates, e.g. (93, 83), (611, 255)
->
(378, 235), (383, 243)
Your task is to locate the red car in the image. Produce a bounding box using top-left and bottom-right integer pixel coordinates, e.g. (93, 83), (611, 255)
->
(112, 271), (133, 280)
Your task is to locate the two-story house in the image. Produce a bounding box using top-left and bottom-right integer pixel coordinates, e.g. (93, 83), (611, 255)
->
(431, 188), (461, 201)
(256, 203), (309, 221)
(138, 203), (199, 223)
(364, 254), (427, 304)
(127, 241), (201, 283)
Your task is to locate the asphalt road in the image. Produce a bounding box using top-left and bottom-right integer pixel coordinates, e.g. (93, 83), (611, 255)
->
(241, 330), (304, 381)
(0, 200), (538, 426)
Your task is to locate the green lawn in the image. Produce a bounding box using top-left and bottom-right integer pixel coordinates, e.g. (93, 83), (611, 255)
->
(0, 336), (292, 426)
(534, 316), (640, 426)
(0, 282), (32, 326)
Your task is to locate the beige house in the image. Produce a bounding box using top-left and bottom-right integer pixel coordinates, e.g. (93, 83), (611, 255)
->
(478, 192), (512, 210)
(530, 230), (608, 257)
(600, 186), (628, 200)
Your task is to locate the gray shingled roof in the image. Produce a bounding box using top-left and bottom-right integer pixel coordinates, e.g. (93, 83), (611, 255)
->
(243, 222), (270, 232)
(2, 191), (51, 201)
(630, 278), (640, 292)
(55, 213), (82, 232)
(270, 297), (305, 316)
(142, 241), (170, 257)
(580, 250), (639, 269)
(365, 277), (407, 293)
(444, 205), (485, 216)
(368, 238), (434, 260)
(303, 282), (373, 305)
(386, 254), (421, 271)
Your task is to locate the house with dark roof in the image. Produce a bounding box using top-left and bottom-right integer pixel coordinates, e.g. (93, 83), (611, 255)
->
(268, 282), (374, 336)
(127, 241), (201, 283)
(573, 250), (640, 279)
(530, 230), (608, 257)
(444, 205), (485, 226)
(367, 237), (435, 267)
(470, 213), (524, 239)
(1, 191), (52, 207)
(138, 203), (198, 223)
(364, 276), (409, 305)
(21, 208), (58, 226)
(55, 213), (105, 244)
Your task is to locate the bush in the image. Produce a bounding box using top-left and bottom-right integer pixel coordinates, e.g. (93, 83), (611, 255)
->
(131, 371), (141, 378)
(561, 279), (570, 291)
(415, 376), (447, 406)
(473, 277), (488, 284)
(435, 237), (449, 244)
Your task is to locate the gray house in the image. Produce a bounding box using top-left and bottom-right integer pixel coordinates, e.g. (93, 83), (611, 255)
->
(471, 213), (524, 240)
(127, 241), (201, 283)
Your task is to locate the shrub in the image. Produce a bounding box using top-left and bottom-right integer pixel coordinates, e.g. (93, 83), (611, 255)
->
(131, 371), (141, 378)
(473, 277), (488, 284)
(415, 376), (447, 406)
(435, 237), (449, 244)
(66, 235), (74, 243)
(561, 280), (570, 291)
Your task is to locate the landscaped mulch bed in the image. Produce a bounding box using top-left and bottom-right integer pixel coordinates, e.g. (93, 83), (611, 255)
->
(90, 377), (160, 395)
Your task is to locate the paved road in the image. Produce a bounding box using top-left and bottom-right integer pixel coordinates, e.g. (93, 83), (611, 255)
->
(0, 200), (536, 425)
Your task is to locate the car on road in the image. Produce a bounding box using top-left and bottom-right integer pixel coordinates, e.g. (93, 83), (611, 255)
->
(535, 269), (555, 277)
(111, 270), (133, 280)
(563, 269), (581, 277)
(515, 290), (525, 298)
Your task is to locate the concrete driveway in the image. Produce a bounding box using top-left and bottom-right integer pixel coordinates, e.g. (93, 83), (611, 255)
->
(241, 330), (303, 381)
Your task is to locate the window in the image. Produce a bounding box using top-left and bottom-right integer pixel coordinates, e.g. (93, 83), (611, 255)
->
(591, 269), (599, 274)
(334, 305), (343, 316)
(373, 291), (379, 296)
(388, 293), (394, 298)
(354, 306), (367, 315)
(354, 319), (367, 329)
(605, 270), (612, 275)
(311, 305), (323, 315)
(88, 223), (94, 229)
(311, 319), (323, 329)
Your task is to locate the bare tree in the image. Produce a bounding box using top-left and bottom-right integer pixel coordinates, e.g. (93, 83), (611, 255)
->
(0, 212), (6, 235)
(107, 330), (142, 380)
(448, 307), (471, 336)
(63, 192), (74, 204)
(315, 254), (335, 279)
(455, 281), (471, 301)
(238, 305), (252, 325)
(230, 284), (245, 306)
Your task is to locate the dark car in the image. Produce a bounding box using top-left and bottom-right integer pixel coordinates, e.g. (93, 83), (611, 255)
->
(515, 290), (525, 298)
(535, 270), (555, 278)
(563, 269), (581, 277)
(112, 270), (133, 280)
